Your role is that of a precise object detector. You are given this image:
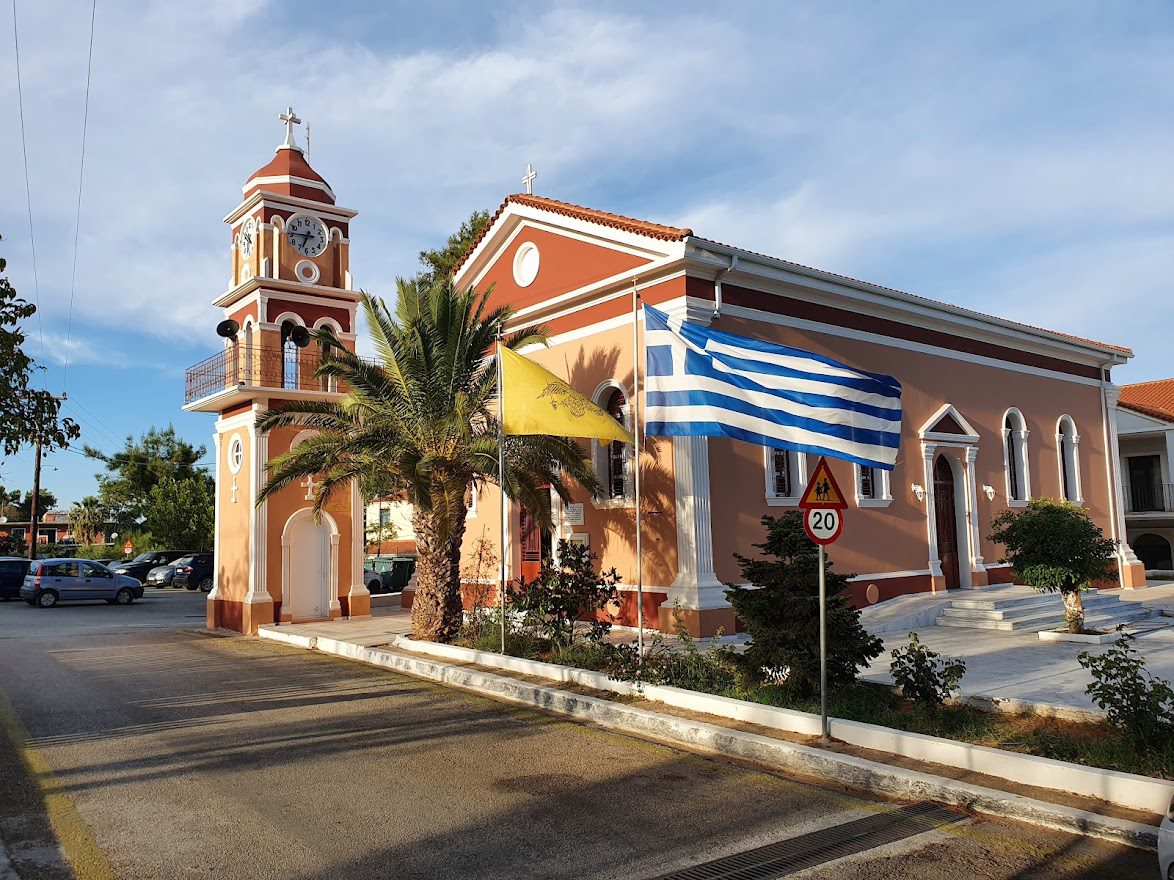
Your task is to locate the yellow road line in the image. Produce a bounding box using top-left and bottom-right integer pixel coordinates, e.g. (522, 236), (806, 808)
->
(0, 691), (117, 880)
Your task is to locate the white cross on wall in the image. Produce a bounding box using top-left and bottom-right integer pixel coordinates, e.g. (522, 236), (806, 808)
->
(301, 474), (316, 501)
(230, 477), (238, 504)
(522, 163), (537, 195)
(278, 106), (302, 149)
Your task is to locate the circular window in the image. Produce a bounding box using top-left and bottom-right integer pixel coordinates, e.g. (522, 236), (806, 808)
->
(295, 259), (321, 285)
(512, 241), (540, 288)
(227, 435), (244, 475)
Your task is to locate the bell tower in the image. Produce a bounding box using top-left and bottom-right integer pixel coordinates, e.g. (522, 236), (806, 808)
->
(183, 108), (369, 634)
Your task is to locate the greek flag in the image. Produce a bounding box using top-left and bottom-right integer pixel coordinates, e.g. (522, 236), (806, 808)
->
(643, 306), (902, 470)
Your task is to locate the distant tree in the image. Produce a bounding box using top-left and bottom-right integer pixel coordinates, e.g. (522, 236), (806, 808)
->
(68, 496), (108, 545)
(85, 426), (211, 533)
(143, 476), (214, 551)
(413, 209), (491, 287)
(0, 239), (80, 456)
(989, 498), (1116, 633)
(15, 488), (57, 520)
(726, 512), (883, 697)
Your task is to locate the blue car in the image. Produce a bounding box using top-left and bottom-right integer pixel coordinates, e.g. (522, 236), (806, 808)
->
(21, 558), (144, 608)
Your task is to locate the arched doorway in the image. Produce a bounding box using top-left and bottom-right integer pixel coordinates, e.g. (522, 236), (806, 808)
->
(1134, 533), (1173, 572)
(283, 509), (336, 619)
(933, 455), (962, 590)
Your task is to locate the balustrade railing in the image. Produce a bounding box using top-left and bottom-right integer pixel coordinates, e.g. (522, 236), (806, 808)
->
(1124, 481), (1174, 513)
(184, 346), (339, 404)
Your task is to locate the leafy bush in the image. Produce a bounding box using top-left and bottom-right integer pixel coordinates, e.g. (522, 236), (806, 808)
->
(604, 607), (737, 693)
(989, 498), (1116, 633)
(511, 540), (620, 646)
(725, 512), (882, 697)
(1078, 630), (1174, 749)
(889, 632), (966, 708)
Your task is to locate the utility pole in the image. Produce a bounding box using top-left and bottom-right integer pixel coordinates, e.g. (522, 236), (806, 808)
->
(27, 438), (42, 561)
(27, 393), (67, 561)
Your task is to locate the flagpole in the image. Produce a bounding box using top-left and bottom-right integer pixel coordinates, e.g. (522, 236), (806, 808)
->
(497, 333), (508, 655)
(632, 282), (645, 656)
(819, 543), (829, 741)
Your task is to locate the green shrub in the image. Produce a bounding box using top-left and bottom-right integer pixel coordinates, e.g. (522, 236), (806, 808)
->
(989, 498), (1116, 633)
(511, 540), (620, 646)
(889, 632), (966, 708)
(1078, 630), (1174, 749)
(725, 512), (882, 697)
(604, 606), (737, 692)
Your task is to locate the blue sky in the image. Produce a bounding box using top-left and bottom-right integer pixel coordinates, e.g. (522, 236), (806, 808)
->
(2, 1), (1172, 505)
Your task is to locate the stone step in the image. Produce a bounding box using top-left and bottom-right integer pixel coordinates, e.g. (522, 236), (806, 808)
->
(943, 590), (1109, 613)
(936, 605), (1152, 632)
(939, 595), (1124, 621)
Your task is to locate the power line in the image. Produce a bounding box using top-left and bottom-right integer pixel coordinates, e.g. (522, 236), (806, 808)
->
(64, 397), (121, 449)
(61, 0), (98, 395)
(10, 0), (45, 362)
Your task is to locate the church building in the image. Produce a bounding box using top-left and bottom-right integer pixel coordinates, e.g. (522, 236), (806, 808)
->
(183, 110), (367, 634)
(450, 193), (1146, 636)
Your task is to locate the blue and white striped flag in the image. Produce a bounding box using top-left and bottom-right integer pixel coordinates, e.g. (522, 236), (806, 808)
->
(643, 306), (902, 470)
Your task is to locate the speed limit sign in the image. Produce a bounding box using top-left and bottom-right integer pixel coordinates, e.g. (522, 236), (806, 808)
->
(798, 456), (847, 546)
(804, 507), (843, 545)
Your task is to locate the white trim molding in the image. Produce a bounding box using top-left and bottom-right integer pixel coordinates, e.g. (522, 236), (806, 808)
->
(1055, 414), (1084, 505)
(667, 435), (726, 610)
(764, 447), (806, 507)
(1001, 407), (1031, 507)
(854, 463), (893, 508)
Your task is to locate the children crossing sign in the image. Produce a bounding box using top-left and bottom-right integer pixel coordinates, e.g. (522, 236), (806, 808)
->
(798, 456), (847, 546)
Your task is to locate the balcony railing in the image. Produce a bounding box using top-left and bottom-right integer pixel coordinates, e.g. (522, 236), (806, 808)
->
(1124, 481), (1174, 514)
(184, 346), (339, 405)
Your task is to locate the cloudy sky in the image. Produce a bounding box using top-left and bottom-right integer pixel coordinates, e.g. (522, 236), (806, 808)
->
(2, 0), (1172, 504)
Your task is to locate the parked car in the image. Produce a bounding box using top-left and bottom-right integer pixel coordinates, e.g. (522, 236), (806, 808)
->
(0, 557), (31, 601)
(362, 567), (383, 594)
(365, 556), (416, 594)
(1160, 794), (1174, 879)
(172, 553), (215, 592)
(110, 551), (190, 582)
(145, 563), (180, 588)
(21, 558), (144, 607)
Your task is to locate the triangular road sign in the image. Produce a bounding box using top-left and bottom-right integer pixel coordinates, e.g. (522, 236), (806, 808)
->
(798, 456), (848, 510)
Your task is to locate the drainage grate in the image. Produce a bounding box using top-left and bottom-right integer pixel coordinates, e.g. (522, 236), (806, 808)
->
(650, 802), (965, 880)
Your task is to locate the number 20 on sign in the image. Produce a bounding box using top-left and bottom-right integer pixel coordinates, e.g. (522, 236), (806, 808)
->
(798, 456), (848, 546)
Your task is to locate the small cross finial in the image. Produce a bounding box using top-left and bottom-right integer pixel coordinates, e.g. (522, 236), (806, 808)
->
(522, 163), (537, 195)
(278, 106), (302, 150)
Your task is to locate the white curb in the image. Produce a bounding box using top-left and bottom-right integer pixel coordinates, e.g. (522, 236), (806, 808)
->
(257, 626), (1159, 850)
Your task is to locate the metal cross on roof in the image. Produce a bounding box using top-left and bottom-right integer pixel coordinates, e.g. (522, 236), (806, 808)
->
(522, 163), (537, 195)
(278, 106), (302, 149)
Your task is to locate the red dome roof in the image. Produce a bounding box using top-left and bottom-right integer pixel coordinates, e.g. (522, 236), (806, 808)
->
(243, 146), (335, 204)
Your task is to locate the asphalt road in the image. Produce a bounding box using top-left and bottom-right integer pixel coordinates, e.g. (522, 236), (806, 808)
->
(0, 589), (1159, 879)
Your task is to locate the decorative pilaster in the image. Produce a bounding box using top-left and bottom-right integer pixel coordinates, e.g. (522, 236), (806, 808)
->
(1103, 385), (1145, 585)
(667, 435), (726, 609)
(964, 445), (988, 586)
(921, 443), (943, 586)
(244, 427), (272, 606)
(347, 479), (370, 615)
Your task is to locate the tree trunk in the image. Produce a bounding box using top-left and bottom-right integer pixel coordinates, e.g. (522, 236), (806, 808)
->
(409, 506), (467, 643)
(1060, 588), (1085, 634)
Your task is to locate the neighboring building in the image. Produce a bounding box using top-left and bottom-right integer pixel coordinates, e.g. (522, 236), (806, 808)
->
(183, 111), (368, 634)
(0, 510), (117, 547)
(450, 194), (1145, 636)
(1117, 379), (1174, 575)
(364, 495), (417, 557)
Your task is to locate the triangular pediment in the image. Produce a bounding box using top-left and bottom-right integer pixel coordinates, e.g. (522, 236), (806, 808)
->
(454, 196), (688, 318)
(919, 403), (980, 443)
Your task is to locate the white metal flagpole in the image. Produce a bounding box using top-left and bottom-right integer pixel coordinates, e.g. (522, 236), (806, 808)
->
(632, 281), (645, 656)
(497, 334), (508, 654)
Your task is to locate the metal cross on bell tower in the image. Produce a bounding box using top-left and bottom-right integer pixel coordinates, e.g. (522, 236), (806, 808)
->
(521, 163), (537, 195)
(278, 106), (302, 149)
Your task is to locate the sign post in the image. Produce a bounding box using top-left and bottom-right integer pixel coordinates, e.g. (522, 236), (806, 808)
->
(798, 456), (848, 742)
(122, 540), (134, 557)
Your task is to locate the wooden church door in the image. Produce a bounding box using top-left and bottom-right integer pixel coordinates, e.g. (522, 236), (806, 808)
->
(518, 506), (544, 583)
(933, 455), (961, 590)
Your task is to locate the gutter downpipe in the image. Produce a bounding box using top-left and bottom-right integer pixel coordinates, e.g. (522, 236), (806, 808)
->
(1098, 361), (1126, 588)
(712, 254), (737, 320)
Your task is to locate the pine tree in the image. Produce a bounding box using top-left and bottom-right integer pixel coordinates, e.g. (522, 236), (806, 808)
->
(727, 512), (882, 696)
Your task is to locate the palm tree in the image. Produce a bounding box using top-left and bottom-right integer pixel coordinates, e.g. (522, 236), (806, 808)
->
(257, 280), (600, 642)
(68, 496), (107, 546)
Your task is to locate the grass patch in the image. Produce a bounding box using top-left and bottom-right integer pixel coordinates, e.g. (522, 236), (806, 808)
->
(452, 624), (1174, 779)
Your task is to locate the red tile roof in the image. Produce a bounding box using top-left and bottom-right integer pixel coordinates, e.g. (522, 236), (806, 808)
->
(1119, 379), (1174, 423)
(458, 194), (1131, 356)
(245, 146), (334, 204)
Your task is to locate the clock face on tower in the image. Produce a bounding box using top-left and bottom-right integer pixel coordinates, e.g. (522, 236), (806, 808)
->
(285, 215), (328, 257)
(239, 217), (256, 258)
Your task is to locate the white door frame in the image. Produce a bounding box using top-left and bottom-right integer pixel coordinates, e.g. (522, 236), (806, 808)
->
(281, 508), (340, 618)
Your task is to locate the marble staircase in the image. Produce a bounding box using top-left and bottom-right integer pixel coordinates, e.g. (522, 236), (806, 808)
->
(934, 586), (1153, 632)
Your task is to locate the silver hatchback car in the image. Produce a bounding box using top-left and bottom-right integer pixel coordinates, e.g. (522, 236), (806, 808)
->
(21, 558), (144, 607)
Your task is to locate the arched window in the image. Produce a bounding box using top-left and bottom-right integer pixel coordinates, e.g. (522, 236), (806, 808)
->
(765, 447), (804, 505)
(241, 320), (256, 385)
(604, 389), (628, 500)
(1002, 408), (1030, 505)
(1056, 416), (1081, 503)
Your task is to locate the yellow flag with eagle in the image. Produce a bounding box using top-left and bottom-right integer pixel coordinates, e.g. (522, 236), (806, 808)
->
(499, 346), (634, 445)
